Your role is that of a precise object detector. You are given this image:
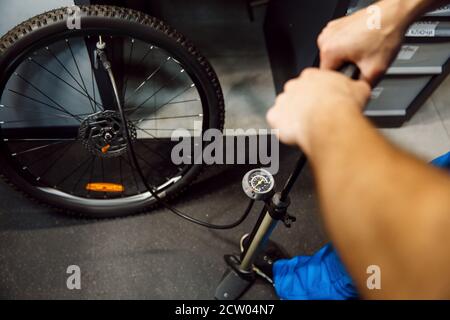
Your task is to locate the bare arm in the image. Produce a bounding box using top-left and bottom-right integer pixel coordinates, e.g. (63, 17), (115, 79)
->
(307, 87), (450, 299)
(318, 0), (450, 84)
(266, 0), (450, 299)
(267, 69), (450, 299)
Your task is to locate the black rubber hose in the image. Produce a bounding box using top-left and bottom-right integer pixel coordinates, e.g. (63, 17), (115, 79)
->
(100, 51), (254, 229)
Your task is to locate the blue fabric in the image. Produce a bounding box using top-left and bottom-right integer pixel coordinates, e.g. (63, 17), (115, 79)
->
(273, 244), (358, 300)
(431, 152), (450, 171)
(273, 151), (450, 300)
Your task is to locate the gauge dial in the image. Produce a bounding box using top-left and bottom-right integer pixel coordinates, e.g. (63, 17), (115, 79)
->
(242, 168), (275, 200)
(250, 174), (271, 193)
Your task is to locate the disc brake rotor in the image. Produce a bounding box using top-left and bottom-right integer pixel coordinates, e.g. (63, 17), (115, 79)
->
(78, 110), (137, 158)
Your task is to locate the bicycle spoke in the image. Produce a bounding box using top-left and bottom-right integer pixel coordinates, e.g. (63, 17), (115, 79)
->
(101, 158), (105, 182)
(29, 57), (102, 110)
(45, 46), (103, 110)
(136, 128), (196, 132)
(38, 142), (75, 181)
(11, 141), (67, 157)
(121, 151), (161, 192)
(119, 156), (124, 196)
(14, 73), (83, 122)
(4, 138), (76, 142)
(86, 156), (96, 196)
(133, 113), (202, 123)
(1, 99), (90, 121)
(134, 151), (161, 175)
(122, 38), (135, 100)
(100, 158), (106, 197)
(1, 116), (83, 125)
(91, 66), (97, 112)
(65, 39), (96, 113)
(125, 57), (171, 103)
(121, 43), (156, 107)
(121, 154), (141, 194)
(152, 84), (196, 117)
(133, 126), (176, 143)
(23, 141), (72, 169)
(71, 156), (95, 194)
(135, 139), (172, 163)
(124, 98), (200, 112)
(137, 44), (155, 66)
(127, 68), (184, 117)
(56, 155), (93, 187)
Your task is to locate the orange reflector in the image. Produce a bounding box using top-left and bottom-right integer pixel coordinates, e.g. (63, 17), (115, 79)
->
(86, 183), (124, 193)
(101, 144), (111, 154)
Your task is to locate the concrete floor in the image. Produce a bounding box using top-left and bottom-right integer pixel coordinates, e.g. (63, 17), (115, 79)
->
(380, 74), (450, 161)
(0, 145), (324, 300)
(0, 1), (322, 300)
(0, 0), (449, 300)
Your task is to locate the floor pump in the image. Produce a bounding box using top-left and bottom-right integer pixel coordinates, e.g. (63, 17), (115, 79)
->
(215, 64), (360, 300)
(95, 37), (358, 299)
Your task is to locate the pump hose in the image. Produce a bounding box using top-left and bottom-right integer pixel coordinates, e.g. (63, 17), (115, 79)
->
(98, 49), (255, 229)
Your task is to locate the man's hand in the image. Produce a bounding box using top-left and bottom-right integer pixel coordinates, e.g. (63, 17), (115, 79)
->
(318, 0), (414, 84)
(267, 0), (450, 299)
(266, 68), (371, 154)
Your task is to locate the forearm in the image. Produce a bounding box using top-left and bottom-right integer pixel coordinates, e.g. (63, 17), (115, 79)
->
(399, 0), (450, 19)
(378, 0), (449, 30)
(306, 109), (450, 299)
(379, 0), (450, 28)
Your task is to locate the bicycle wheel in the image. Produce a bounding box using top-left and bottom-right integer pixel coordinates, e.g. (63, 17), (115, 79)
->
(0, 5), (224, 218)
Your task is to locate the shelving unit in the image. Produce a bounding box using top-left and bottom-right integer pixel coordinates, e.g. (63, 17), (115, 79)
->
(349, 1), (450, 127)
(264, 0), (449, 128)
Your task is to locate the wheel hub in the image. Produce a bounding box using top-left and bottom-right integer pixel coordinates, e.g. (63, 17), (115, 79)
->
(78, 110), (137, 158)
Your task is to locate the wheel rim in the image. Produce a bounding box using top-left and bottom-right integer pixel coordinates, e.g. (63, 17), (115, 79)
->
(0, 32), (208, 206)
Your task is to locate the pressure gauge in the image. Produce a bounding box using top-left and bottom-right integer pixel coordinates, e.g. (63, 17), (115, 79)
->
(242, 168), (275, 201)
